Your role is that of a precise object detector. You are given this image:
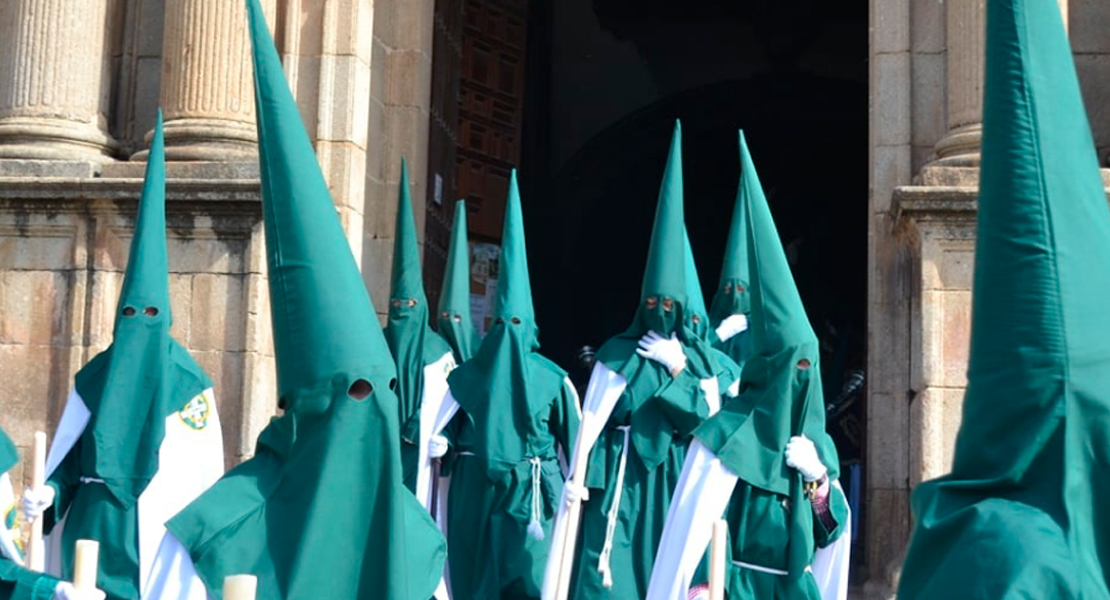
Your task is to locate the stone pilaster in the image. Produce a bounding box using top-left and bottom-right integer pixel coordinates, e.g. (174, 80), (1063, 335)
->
(147, 0), (274, 161)
(932, 0), (986, 166)
(0, 0), (117, 161)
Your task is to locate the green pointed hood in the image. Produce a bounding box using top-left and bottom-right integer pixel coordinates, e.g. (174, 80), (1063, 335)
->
(437, 200), (480, 362)
(694, 129), (837, 503)
(709, 131), (754, 325)
(384, 158), (452, 461)
(594, 121), (719, 471)
(73, 112), (210, 509)
(162, 3), (447, 597)
(899, 0), (1110, 595)
(447, 171), (567, 456)
(684, 228), (742, 395)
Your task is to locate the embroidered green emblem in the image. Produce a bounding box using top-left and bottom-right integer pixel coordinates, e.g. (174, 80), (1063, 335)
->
(179, 392), (211, 430)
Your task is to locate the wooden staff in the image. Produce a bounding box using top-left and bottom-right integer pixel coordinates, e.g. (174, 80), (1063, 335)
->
(552, 412), (593, 600)
(223, 574), (258, 600)
(709, 519), (728, 600)
(72, 539), (99, 591)
(26, 431), (46, 572)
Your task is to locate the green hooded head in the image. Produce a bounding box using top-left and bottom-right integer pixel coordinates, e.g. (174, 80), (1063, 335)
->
(898, 0), (1110, 595)
(166, 3), (447, 596)
(636, 121), (688, 336)
(437, 199), (480, 362)
(384, 158), (452, 433)
(709, 131), (755, 325)
(447, 171), (566, 451)
(74, 112), (210, 509)
(684, 228), (742, 394)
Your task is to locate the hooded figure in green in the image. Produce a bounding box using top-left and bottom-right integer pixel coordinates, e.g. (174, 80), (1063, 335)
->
(897, 0), (1110, 596)
(0, 427), (105, 600)
(437, 199), (481, 363)
(440, 170), (581, 599)
(542, 122), (723, 600)
(644, 130), (851, 600)
(138, 1), (446, 598)
(384, 158), (458, 505)
(20, 112), (225, 600)
(708, 134), (757, 372)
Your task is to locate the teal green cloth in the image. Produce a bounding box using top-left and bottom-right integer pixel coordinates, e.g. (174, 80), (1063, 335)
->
(445, 171), (580, 598)
(694, 129), (839, 584)
(575, 121), (718, 599)
(165, 2), (446, 598)
(709, 132), (757, 372)
(437, 199), (480, 362)
(0, 430), (15, 475)
(384, 158), (453, 491)
(44, 113), (210, 600)
(0, 558), (59, 600)
(897, 0), (1110, 596)
(722, 481), (848, 600)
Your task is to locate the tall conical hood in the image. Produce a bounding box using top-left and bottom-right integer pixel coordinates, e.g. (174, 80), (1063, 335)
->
(684, 227), (742, 394)
(247, 0), (395, 401)
(437, 199), (480, 362)
(709, 131), (754, 324)
(898, 0), (1110, 595)
(388, 158), (428, 307)
(639, 121), (687, 307)
(492, 170), (536, 327)
(75, 113), (211, 509)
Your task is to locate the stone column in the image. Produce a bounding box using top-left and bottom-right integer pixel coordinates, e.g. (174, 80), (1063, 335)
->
(149, 0), (274, 161)
(0, 0), (118, 161)
(932, 0), (986, 166)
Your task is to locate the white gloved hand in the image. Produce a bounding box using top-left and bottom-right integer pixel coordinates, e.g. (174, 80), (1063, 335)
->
(428, 434), (449, 460)
(785, 435), (827, 482)
(22, 484), (55, 523)
(714, 314), (749, 342)
(636, 332), (687, 376)
(564, 481), (590, 506)
(52, 582), (106, 600)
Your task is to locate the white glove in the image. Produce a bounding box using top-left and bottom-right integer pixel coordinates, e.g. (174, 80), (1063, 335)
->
(636, 332), (687, 376)
(428, 434), (449, 460)
(714, 314), (749, 342)
(52, 582), (106, 600)
(564, 481), (590, 506)
(785, 435), (827, 482)
(22, 484), (55, 523)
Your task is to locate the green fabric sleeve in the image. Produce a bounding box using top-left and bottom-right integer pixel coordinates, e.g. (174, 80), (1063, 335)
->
(0, 557), (60, 600)
(813, 482), (850, 548)
(44, 444), (80, 533)
(551, 382), (581, 462)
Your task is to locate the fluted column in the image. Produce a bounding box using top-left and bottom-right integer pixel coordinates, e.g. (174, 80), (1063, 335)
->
(932, 0), (986, 166)
(0, 0), (117, 161)
(150, 0), (275, 161)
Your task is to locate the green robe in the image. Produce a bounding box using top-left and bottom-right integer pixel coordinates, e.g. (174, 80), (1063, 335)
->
(446, 379), (579, 598)
(0, 559), (58, 600)
(722, 481), (847, 600)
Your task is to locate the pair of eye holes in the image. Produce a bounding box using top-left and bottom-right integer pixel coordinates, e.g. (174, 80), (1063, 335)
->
(493, 317), (523, 325)
(122, 306), (159, 317)
(347, 377), (397, 400)
(723, 284), (747, 294)
(391, 298), (418, 308)
(644, 297), (674, 311)
(440, 311), (464, 322)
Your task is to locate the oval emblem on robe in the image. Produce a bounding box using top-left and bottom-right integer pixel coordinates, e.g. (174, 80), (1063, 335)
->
(179, 392), (211, 430)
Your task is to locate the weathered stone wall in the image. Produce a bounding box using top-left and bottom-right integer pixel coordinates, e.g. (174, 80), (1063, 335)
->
(0, 175), (274, 481)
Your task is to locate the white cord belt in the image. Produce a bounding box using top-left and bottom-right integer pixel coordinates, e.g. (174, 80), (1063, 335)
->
(79, 477), (105, 484)
(597, 425), (631, 588)
(731, 559), (812, 577)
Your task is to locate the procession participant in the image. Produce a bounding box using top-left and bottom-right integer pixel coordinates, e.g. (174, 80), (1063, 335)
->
(708, 142), (755, 373)
(645, 131), (851, 600)
(436, 199), (481, 363)
(897, 0), (1110, 595)
(384, 157), (457, 504)
(683, 230), (742, 401)
(441, 170), (581, 600)
(20, 113), (224, 600)
(138, 0), (446, 597)
(544, 121), (723, 600)
(0, 426), (104, 600)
